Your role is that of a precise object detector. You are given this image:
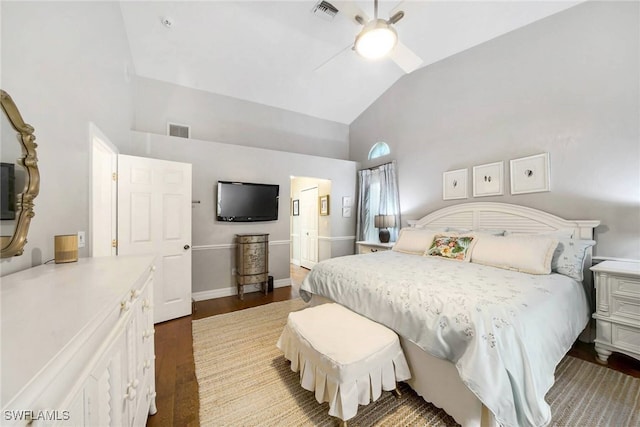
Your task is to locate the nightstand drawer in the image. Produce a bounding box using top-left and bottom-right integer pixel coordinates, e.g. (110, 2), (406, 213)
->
(359, 245), (386, 254)
(612, 324), (640, 352)
(611, 296), (640, 321)
(356, 241), (394, 254)
(611, 276), (640, 297)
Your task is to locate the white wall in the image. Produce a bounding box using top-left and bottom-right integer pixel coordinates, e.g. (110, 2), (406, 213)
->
(134, 77), (350, 160)
(1, 1), (135, 275)
(350, 1), (640, 259)
(126, 132), (357, 295)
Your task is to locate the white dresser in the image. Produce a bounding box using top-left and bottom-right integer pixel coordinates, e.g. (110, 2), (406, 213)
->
(1, 256), (157, 426)
(591, 260), (640, 364)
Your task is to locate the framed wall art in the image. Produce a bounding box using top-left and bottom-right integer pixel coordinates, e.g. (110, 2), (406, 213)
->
(510, 153), (550, 195)
(473, 161), (504, 197)
(319, 195), (330, 216)
(442, 169), (468, 200)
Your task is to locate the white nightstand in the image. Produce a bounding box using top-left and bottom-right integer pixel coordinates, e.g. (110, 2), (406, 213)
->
(591, 260), (640, 364)
(356, 241), (395, 254)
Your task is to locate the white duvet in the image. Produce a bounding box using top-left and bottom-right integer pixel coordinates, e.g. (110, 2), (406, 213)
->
(299, 251), (590, 427)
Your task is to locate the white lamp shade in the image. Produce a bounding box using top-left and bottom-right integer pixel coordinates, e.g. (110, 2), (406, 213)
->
(374, 214), (396, 228)
(354, 19), (398, 60)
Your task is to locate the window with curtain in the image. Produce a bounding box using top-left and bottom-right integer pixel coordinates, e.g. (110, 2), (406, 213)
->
(356, 162), (401, 243)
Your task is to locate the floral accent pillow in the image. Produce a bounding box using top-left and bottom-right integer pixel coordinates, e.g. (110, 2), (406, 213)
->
(426, 235), (476, 262)
(552, 239), (596, 281)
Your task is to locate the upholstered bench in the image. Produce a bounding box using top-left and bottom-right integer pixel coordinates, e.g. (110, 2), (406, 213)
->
(276, 303), (411, 425)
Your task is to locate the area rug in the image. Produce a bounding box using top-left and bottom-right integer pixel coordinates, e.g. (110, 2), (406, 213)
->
(192, 299), (640, 426)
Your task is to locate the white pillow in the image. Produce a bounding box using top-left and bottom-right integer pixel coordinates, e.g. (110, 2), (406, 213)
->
(471, 234), (559, 275)
(551, 239), (596, 281)
(393, 228), (437, 255)
(504, 228), (574, 239)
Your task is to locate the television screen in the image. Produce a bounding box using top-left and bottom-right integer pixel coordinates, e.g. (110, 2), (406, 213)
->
(216, 181), (279, 222)
(1, 163), (16, 220)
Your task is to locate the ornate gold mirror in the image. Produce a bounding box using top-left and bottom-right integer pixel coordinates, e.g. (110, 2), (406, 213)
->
(1, 90), (39, 258)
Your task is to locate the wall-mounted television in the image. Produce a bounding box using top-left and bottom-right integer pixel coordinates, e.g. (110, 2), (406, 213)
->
(1, 163), (16, 220)
(216, 181), (279, 222)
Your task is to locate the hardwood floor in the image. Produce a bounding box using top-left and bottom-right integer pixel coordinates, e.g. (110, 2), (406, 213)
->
(147, 265), (640, 426)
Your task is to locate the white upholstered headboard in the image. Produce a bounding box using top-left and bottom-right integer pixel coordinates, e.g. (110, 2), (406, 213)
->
(407, 202), (601, 341)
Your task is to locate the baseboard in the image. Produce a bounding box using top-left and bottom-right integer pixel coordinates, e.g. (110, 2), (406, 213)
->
(192, 278), (291, 301)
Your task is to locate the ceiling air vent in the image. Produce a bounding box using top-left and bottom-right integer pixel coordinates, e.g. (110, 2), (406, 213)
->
(167, 122), (190, 139)
(312, 1), (338, 21)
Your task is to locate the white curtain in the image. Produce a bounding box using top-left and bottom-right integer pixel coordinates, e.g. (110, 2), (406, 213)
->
(356, 162), (401, 242)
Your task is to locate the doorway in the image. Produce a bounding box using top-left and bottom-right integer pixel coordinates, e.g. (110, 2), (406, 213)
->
(90, 123), (118, 257)
(290, 176), (331, 269)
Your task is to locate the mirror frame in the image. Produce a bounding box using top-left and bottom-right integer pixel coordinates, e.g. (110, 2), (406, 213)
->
(1, 89), (39, 258)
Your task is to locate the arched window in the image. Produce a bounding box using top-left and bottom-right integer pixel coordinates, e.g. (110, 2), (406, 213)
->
(368, 142), (390, 160)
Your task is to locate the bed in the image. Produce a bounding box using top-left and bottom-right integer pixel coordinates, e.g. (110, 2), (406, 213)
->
(299, 202), (600, 427)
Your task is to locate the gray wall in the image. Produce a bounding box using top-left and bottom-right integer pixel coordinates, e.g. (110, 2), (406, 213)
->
(1, 1), (135, 276)
(127, 132), (357, 295)
(134, 77), (350, 160)
(350, 1), (640, 259)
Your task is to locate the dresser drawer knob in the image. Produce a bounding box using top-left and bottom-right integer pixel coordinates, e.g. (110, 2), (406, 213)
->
(120, 300), (131, 312)
(124, 386), (137, 401)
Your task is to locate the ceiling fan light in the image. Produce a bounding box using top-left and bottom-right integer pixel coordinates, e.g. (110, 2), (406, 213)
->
(354, 19), (398, 60)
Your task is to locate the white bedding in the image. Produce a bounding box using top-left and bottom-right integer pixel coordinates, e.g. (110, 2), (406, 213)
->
(299, 251), (590, 427)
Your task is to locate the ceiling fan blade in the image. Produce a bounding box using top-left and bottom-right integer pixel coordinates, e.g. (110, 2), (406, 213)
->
(313, 41), (354, 72)
(389, 1), (405, 17)
(331, 0), (370, 26)
(389, 41), (423, 73)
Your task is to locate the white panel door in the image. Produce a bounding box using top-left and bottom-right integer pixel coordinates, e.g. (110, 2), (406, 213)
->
(117, 155), (192, 323)
(300, 187), (318, 270)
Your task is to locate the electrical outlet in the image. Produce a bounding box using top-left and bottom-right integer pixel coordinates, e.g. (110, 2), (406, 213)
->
(77, 231), (85, 248)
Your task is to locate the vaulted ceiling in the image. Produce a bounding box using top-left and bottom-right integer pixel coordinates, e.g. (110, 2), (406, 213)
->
(120, 1), (581, 124)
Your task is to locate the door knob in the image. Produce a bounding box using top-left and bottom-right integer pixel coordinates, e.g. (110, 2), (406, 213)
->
(184, 244), (191, 250)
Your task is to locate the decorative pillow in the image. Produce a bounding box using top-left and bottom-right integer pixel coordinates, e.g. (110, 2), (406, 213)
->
(392, 228), (437, 255)
(551, 239), (596, 281)
(471, 235), (559, 274)
(425, 234), (476, 262)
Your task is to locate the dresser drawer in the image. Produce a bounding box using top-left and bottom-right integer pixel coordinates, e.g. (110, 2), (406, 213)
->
(237, 273), (268, 285)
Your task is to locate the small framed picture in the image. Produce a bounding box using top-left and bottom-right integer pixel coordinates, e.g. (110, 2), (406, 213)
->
(442, 169), (468, 200)
(510, 153), (550, 195)
(292, 199), (299, 216)
(473, 161), (504, 197)
(319, 195), (330, 216)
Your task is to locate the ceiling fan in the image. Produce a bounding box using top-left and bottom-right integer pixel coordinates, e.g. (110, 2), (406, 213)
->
(321, 0), (423, 73)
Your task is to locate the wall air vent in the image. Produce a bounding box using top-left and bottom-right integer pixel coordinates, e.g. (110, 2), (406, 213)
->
(167, 122), (190, 139)
(312, 1), (338, 21)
